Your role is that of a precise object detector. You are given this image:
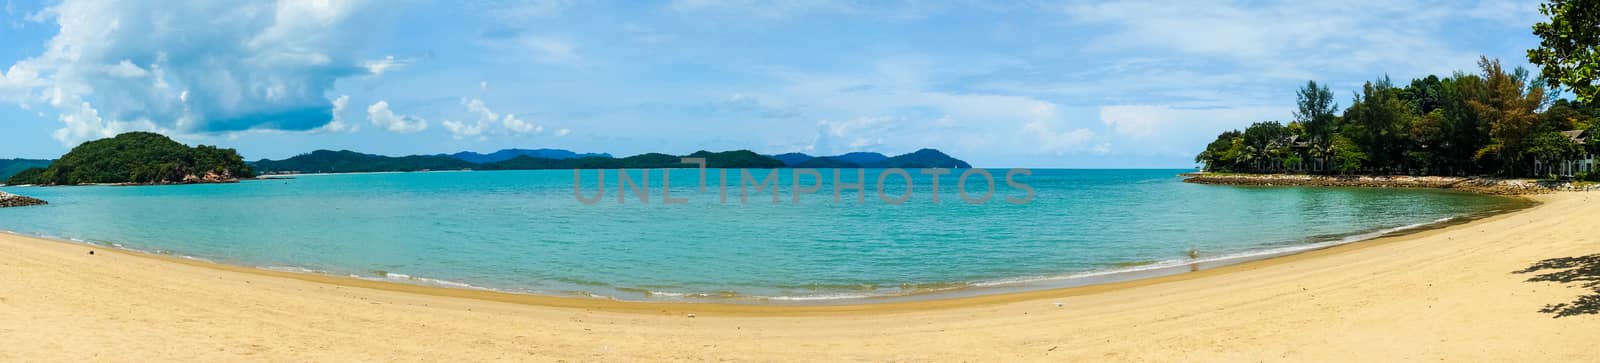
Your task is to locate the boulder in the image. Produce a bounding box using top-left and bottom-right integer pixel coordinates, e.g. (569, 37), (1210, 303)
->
(0, 191), (47, 208)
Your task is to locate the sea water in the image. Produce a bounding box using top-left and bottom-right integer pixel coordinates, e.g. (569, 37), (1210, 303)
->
(0, 169), (1521, 302)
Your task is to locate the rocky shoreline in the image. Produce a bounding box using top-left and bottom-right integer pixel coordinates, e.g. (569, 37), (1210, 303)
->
(0, 191), (47, 208)
(1180, 173), (1600, 196)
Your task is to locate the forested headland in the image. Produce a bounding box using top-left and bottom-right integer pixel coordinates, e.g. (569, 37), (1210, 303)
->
(1197, 1), (1600, 180)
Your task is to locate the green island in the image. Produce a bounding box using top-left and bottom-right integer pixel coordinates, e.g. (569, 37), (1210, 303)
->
(5, 132), (253, 186)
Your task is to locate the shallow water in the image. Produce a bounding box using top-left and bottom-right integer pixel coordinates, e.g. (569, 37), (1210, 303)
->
(0, 169), (1520, 302)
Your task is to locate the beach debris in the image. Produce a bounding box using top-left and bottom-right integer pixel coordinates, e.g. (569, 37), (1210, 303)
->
(686, 313), (697, 318)
(88, 250), (95, 255)
(1053, 302), (1064, 308)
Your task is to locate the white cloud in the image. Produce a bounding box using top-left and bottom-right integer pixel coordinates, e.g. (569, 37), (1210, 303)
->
(3, 0), (387, 145)
(763, 60), (1101, 159)
(363, 55), (412, 76)
(367, 100), (427, 133)
(811, 116), (894, 154)
(1023, 121), (1095, 155)
(0, 63), (46, 101)
(1058, 1), (1522, 78)
(441, 119), (487, 139)
(104, 60), (149, 78)
(1018, 102), (1095, 154)
(314, 95), (357, 133)
(443, 98), (545, 139)
(554, 128), (571, 137)
(1095, 104), (1290, 156)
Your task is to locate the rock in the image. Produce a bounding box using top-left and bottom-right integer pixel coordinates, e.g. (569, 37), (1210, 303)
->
(1179, 173), (1593, 195)
(0, 191), (48, 208)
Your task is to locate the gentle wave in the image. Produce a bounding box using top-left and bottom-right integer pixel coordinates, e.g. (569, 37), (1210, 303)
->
(622, 215), (1472, 303)
(966, 216), (1461, 289)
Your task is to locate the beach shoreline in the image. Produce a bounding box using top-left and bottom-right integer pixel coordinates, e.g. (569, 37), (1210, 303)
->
(0, 196), (1532, 306)
(1181, 172), (1600, 195)
(2, 192), (1597, 361)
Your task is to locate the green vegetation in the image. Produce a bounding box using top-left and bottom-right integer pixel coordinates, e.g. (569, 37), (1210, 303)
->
(5, 132), (253, 186)
(0, 159), (51, 180)
(251, 150), (476, 174)
(256, 148), (970, 174)
(1528, 0), (1600, 102)
(871, 149), (972, 169)
(474, 150), (782, 170)
(1197, 57), (1599, 178)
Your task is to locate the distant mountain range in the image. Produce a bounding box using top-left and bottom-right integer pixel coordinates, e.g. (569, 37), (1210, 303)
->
(252, 148), (970, 174)
(445, 149), (612, 164)
(0, 159), (53, 180)
(771, 149), (972, 169)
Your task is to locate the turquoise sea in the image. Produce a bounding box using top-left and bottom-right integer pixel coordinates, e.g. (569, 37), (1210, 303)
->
(0, 169), (1521, 303)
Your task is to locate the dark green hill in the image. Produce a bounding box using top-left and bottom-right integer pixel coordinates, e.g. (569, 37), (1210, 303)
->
(252, 150), (475, 174)
(253, 148), (966, 174)
(771, 152), (813, 166)
(794, 157), (859, 168)
(867, 149), (972, 168)
(4, 132), (253, 186)
(685, 150), (785, 168)
(0, 159), (52, 180)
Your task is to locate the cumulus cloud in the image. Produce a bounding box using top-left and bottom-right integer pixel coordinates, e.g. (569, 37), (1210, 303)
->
(314, 95), (358, 133)
(367, 100), (428, 133)
(810, 116), (894, 154)
(554, 128), (571, 137)
(1096, 104), (1289, 156)
(1017, 102), (1095, 155)
(4, 0), (386, 145)
(362, 56), (413, 76)
(442, 98), (545, 139)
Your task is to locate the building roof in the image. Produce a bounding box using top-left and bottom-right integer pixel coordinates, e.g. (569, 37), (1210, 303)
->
(1561, 129), (1591, 144)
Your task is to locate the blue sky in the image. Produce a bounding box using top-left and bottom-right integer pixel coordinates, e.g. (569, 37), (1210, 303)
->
(0, 0), (1550, 167)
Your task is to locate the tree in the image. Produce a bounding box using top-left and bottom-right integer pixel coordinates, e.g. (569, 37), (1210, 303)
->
(1409, 109), (1449, 174)
(1525, 131), (1584, 176)
(1294, 80), (1340, 144)
(1343, 76), (1416, 173)
(1465, 57), (1546, 176)
(1329, 135), (1367, 174)
(1528, 0), (1600, 102)
(1192, 55), (1587, 178)
(1196, 131), (1236, 171)
(1401, 75), (1447, 114)
(4, 132), (253, 186)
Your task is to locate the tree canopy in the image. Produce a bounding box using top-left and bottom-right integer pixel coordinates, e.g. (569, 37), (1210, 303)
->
(1528, 0), (1600, 102)
(1197, 57), (1597, 179)
(5, 132), (253, 186)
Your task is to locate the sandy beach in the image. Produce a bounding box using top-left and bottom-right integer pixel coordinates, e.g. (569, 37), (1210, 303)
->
(1, 192), (1597, 361)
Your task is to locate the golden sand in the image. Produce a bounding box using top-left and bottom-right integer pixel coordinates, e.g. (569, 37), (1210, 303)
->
(2, 192), (1597, 361)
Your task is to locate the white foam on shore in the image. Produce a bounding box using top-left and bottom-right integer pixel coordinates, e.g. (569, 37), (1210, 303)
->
(757, 293), (879, 301)
(376, 271), (493, 291)
(967, 217), (1459, 289)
